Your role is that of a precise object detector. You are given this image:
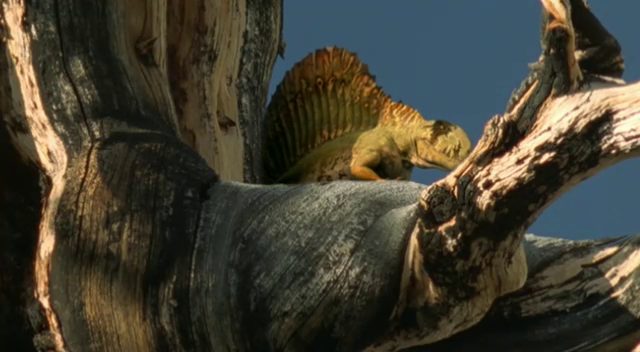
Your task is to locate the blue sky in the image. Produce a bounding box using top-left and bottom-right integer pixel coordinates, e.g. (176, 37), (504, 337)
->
(267, 2), (640, 240)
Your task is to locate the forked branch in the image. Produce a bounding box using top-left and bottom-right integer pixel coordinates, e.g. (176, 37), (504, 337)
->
(381, 0), (640, 349)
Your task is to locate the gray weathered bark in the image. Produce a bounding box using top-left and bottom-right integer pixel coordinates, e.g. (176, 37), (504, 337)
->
(0, 0), (639, 351)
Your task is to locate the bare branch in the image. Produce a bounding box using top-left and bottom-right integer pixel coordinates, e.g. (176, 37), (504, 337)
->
(382, 79), (640, 350)
(420, 234), (640, 351)
(194, 80), (640, 352)
(1, 0), (638, 351)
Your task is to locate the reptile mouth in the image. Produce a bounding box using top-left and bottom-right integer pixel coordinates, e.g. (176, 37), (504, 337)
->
(413, 155), (461, 171)
(421, 159), (457, 172)
(413, 139), (464, 171)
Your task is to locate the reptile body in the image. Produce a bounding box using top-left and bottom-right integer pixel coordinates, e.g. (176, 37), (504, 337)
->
(263, 47), (472, 184)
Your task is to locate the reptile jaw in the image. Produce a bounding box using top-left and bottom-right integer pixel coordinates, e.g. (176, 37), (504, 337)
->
(422, 162), (453, 172)
(412, 154), (465, 172)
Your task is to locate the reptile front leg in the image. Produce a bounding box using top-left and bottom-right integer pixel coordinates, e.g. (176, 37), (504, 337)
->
(350, 137), (411, 181)
(350, 151), (409, 181)
(351, 166), (384, 181)
(350, 150), (385, 181)
(351, 165), (406, 182)
(350, 130), (412, 181)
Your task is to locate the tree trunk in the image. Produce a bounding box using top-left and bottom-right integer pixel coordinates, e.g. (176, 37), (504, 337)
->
(0, 0), (281, 350)
(0, 1), (639, 352)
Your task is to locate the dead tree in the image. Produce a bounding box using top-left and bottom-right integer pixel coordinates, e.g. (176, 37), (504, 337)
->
(0, 0), (638, 351)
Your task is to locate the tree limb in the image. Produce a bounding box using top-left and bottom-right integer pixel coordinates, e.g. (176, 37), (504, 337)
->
(1, 0), (639, 351)
(416, 234), (640, 351)
(190, 79), (640, 351)
(0, 0), (280, 350)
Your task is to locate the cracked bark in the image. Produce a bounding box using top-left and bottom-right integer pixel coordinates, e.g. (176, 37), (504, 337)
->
(0, 0), (639, 352)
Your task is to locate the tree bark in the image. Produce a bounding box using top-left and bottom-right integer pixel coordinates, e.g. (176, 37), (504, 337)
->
(166, 0), (282, 182)
(0, 0), (281, 350)
(0, 1), (639, 352)
(417, 234), (640, 352)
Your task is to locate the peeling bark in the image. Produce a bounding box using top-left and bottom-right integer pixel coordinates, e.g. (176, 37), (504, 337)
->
(0, 0), (639, 351)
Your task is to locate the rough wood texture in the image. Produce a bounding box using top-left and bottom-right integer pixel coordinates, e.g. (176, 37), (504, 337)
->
(0, 0), (280, 350)
(419, 234), (640, 351)
(167, 0), (282, 182)
(198, 80), (639, 351)
(193, 68), (640, 350)
(1, 0), (639, 351)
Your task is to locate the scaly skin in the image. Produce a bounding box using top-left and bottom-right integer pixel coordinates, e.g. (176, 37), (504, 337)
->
(262, 47), (472, 184)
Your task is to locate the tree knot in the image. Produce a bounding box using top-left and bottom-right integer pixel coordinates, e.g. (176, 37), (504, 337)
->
(419, 184), (458, 226)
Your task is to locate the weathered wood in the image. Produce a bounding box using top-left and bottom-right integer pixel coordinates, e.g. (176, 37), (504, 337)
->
(0, 0), (280, 350)
(167, 0), (282, 182)
(194, 180), (425, 351)
(196, 78), (640, 352)
(0, 102), (42, 350)
(1, 0), (639, 351)
(416, 234), (640, 351)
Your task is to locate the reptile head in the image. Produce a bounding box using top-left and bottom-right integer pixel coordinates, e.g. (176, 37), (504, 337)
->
(410, 120), (472, 171)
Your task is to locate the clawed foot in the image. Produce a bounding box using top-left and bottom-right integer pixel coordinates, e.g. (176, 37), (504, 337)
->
(374, 176), (406, 182)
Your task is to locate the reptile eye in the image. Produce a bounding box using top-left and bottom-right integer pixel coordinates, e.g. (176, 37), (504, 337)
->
(402, 160), (412, 169)
(433, 120), (452, 131)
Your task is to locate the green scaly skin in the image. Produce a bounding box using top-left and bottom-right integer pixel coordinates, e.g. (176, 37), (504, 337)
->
(278, 121), (471, 183)
(263, 47), (472, 184)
